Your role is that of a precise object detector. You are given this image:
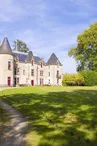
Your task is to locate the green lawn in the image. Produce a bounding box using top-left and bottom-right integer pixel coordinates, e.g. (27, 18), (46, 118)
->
(0, 86), (97, 146)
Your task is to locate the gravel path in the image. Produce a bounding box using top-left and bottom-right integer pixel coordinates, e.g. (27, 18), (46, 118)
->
(0, 88), (28, 146)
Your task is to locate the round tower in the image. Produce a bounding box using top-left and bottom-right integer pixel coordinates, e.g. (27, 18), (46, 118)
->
(0, 37), (14, 86)
(46, 53), (63, 86)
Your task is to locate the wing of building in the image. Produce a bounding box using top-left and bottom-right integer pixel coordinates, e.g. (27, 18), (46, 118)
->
(0, 37), (63, 86)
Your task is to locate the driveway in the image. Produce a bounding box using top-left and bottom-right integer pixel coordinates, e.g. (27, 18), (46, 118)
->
(0, 87), (28, 146)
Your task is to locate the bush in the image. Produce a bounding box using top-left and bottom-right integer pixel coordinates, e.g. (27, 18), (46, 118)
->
(80, 70), (97, 86)
(62, 74), (84, 86)
(19, 84), (28, 86)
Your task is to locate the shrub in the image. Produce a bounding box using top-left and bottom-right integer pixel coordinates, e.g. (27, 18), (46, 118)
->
(62, 74), (84, 86)
(19, 84), (28, 86)
(80, 70), (97, 86)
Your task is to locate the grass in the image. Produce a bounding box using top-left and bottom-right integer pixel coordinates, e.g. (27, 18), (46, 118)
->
(0, 86), (97, 146)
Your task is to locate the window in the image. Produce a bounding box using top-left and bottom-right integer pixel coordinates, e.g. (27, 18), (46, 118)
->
(41, 62), (43, 68)
(8, 61), (11, 70)
(16, 64), (18, 68)
(57, 70), (59, 77)
(40, 70), (43, 76)
(17, 68), (19, 75)
(31, 69), (34, 76)
(48, 79), (50, 84)
(32, 60), (34, 66)
(23, 70), (25, 75)
(40, 79), (41, 85)
(17, 78), (19, 84)
(40, 78), (44, 85)
(48, 72), (50, 76)
(14, 68), (16, 75)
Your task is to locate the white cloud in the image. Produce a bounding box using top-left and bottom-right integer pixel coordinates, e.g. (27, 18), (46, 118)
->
(1, 0), (96, 73)
(13, 23), (88, 73)
(0, 0), (48, 22)
(10, 0), (89, 74)
(0, 0), (26, 22)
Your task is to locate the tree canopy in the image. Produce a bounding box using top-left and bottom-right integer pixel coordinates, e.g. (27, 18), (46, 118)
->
(68, 22), (97, 72)
(13, 39), (29, 53)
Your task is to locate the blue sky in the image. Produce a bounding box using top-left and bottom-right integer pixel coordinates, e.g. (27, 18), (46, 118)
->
(0, 0), (97, 73)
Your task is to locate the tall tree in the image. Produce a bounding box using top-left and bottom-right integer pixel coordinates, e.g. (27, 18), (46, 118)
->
(68, 22), (97, 72)
(13, 39), (29, 53)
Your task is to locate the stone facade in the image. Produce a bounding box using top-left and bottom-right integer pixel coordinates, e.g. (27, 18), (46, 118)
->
(0, 37), (63, 86)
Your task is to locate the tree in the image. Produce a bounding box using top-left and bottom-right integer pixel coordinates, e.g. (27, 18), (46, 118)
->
(68, 22), (97, 72)
(13, 39), (29, 53)
(81, 70), (97, 86)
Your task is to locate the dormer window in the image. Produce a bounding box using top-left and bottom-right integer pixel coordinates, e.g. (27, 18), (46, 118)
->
(32, 60), (34, 66)
(8, 61), (11, 70)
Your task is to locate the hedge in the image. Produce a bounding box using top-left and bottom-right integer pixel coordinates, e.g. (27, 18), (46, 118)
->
(62, 74), (84, 86)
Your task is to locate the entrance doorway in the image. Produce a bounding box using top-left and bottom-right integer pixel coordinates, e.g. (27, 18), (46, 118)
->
(31, 80), (34, 86)
(8, 77), (11, 86)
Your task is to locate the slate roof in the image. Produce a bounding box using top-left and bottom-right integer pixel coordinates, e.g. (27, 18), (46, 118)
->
(34, 56), (42, 64)
(14, 52), (27, 62)
(13, 51), (41, 64)
(47, 53), (62, 66)
(26, 51), (33, 63)
(0, 37), (13, 55)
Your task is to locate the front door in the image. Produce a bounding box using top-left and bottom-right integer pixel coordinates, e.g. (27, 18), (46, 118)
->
(8, 77), (11, 86)
(31, 80), (34, 86)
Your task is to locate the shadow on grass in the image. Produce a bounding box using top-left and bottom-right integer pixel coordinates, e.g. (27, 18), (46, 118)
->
(1, 89), (97, 146)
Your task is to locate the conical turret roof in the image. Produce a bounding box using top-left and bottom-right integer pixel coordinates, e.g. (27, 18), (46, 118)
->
(0, 37), (13, 55)
(47, 53), (62, 66)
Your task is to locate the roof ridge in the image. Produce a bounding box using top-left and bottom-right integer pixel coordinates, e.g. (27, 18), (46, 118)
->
(13, 51), (28, 55)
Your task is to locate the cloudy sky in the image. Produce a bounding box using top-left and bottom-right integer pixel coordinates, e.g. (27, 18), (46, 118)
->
(0, 0), (97, 73)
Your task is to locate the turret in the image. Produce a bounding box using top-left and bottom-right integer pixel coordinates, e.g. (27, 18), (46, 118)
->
(46, 53), (62, 85)
(0, 37), (13, 55)
(0, 37), (14, 86)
